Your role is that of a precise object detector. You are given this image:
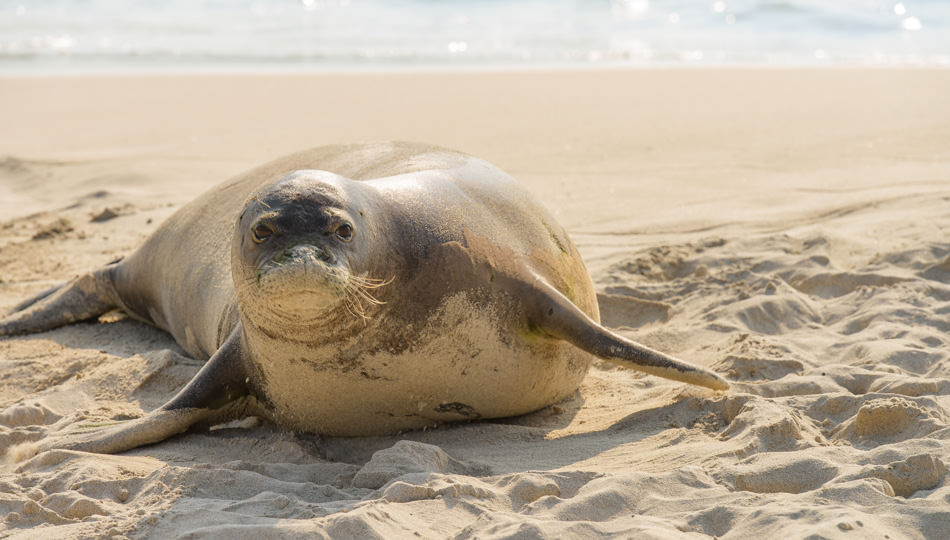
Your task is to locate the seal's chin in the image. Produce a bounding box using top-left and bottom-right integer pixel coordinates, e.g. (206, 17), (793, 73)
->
(266, 289), (342, 319)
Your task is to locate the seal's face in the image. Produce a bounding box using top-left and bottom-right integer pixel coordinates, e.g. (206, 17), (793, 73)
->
(233, 170), (380, 327)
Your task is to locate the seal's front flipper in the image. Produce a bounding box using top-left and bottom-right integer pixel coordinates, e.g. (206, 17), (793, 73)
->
(6, 329), (252, 459)
(0, 263), (121, 336)
(524, 277), (729, 391)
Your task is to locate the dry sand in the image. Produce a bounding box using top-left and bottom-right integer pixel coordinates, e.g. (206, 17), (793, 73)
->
(1, 68), (949, 538)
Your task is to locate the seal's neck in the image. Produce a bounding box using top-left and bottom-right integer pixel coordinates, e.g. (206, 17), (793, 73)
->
(239, 299), (376, 347)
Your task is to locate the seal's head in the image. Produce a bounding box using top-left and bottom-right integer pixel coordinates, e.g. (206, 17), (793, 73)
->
(232, 170), (386, 329)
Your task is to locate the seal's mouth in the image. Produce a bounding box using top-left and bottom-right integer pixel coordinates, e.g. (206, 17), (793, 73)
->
(261, 244), (334, 277)
(254, 244), (349, 315)
(240, 243), (390, 323)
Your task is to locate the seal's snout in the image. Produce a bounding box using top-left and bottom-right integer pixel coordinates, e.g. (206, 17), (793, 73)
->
(251, 240), (351, 319)
(276, 244), (333, 266)
(255, 241), (349, 302)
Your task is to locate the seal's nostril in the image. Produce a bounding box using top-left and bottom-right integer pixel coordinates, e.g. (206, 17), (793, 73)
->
(284, 244), (332, 264)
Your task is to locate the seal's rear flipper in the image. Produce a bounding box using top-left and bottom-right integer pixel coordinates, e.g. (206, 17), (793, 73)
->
(9, 283), (63, 313)
(6, 329), (252, 459)
(525, 278), (729, 391)
(0, 263), (121, 336)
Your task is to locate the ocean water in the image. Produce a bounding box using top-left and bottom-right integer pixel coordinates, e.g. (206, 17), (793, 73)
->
(1, 0), (948, 73)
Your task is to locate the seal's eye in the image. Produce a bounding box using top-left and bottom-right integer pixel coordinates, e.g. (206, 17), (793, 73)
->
(335, 222), (354, 242)
(251, 222), (274, 244)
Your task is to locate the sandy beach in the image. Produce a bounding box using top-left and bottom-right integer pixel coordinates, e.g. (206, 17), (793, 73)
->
(1, 68), (949, 538)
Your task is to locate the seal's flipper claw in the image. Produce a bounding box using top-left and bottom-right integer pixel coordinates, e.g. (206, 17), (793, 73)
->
(0, 264), (120, 336)
(525, 278), (729, 391)
(6, 329), (252, 459)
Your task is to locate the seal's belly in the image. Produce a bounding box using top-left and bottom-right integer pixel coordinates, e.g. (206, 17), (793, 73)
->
(260, 343), (589, 436)
(250, 293), (591, 436)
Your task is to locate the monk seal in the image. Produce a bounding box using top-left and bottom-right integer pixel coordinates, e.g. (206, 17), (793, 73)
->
(1, 142), (727, 456)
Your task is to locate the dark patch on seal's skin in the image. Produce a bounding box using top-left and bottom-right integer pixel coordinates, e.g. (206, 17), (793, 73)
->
(435, 402), (481, 418)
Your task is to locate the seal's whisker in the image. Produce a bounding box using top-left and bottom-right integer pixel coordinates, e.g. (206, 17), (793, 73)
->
(353, 289), (374, 313)
(252, 195), (272, 209)
(342, 286), (372, 323)
(349, 275), (395, 289)
(344, 274), (392, 311)
(342, 295), (365, 321)
(350, 281), (386, 307)
(355, 287), (385, 306)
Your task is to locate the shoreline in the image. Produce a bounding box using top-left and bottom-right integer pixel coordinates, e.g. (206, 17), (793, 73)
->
(4, 61), (949, 78)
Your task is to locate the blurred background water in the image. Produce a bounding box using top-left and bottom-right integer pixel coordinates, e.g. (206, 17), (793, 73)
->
(1, 0), (947, 73)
